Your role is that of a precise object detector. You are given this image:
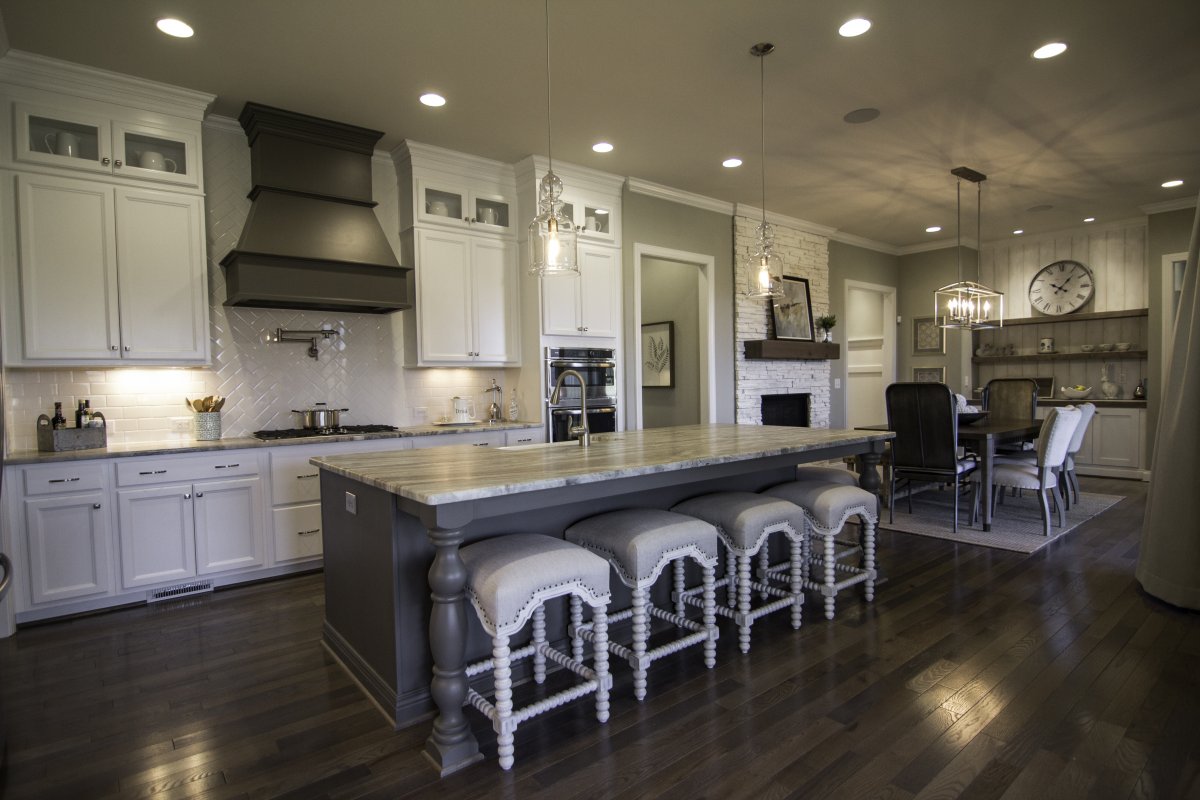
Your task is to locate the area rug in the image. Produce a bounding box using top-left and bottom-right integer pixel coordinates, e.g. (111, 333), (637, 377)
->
(876, 487), (1124, 553)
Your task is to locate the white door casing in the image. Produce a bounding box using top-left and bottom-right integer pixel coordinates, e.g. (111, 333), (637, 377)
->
(843, 280), (897, 428)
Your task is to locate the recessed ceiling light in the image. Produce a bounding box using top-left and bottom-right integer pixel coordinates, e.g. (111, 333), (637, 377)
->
(419, 93), (446, 107)
(1162, 179), (1184, 188)
(156, 18), (194, 38)
(839, 18), (871, 37)
(925, 226), (942, 233)
(1012, 229), (1025, 235)
(1032, 42), (1067, 59)
(843, 107), (880, 124)
(722, 157), (743, 168)
(592, 142), (613, 153)
(1083, 216), (1096, 223)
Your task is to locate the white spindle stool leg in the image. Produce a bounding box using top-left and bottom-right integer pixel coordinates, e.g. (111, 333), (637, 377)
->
(824, 534), (837, 620)
(737, 554), (752, 654)
(863, 516), (876, 603)
(570, 594), (584, 663)
(702, 563), (717, 668)
(631, 587), (648, 701)
(790, 536), (804, 629)
(532, 604), (546, 684)
(758, 549), (771, 601)
(726, 550), (738, 610)
(592, 607), (610, 723)
(674, 559), (686, 617)
(492, 633), (514, 770)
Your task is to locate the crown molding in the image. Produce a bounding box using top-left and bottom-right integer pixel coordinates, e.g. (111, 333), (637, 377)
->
(828, 230), (901, 256)
(391, 140), (513, 184)
(735, 203), (837, 238)
(625, 178), (733, 215)
(202, 114), (243, 135)
(0, 49), (214, 118)
(896, 237), (976, 256)
(517, 154), (625, 196)
(1140, 197), (1197, 215)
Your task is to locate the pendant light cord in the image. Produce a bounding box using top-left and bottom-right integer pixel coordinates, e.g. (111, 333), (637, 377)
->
(956, 179), (962, 282)
(760, 49), (766, 226)
(544, 0), (553, 172)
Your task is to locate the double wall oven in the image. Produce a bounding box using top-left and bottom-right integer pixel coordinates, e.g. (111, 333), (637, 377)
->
(545, 347), (617, 443)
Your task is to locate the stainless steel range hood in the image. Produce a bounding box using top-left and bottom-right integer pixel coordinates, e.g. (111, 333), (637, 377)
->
(220, 103), (411, 314)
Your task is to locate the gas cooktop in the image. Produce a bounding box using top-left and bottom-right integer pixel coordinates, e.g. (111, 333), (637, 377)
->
(253, 424), (399, 441)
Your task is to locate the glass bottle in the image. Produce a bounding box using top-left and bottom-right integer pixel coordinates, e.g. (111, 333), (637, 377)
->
(51, 402), (67, 429)
(507, 388), (519, 422)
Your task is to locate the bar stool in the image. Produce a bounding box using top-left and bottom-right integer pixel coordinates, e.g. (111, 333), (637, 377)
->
(565, 508), (719, 702)
(761, 481), (878, 620)
(670, 492), (808, 653)
(460, 534), (612, 771)
(795, 465), (860, 486)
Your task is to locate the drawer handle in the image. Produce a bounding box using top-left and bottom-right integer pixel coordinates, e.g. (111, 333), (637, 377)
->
(297, 529), (320, 536)
(297, 473), (319, 479)
(48, 477), (81, 483)
(137, 470), (168, 476)
(214, 463), (240, 469)
(196, 491), (204, 498)
(93, 503), (101, 510)
(472, 442), (490, 447)
(516, 438), (533, 443)
(184, 493), (191, 500)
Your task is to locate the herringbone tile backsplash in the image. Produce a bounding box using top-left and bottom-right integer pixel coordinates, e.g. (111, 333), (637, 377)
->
(3, 120), (518, 453)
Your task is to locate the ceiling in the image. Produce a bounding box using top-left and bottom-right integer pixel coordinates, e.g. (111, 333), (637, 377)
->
(2, 0), (1198, 249)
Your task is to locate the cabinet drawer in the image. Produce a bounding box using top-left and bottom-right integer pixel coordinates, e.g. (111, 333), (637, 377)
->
(270, 440), (410, 505)
(410, 431), (506, 449)
(116, 452), (257, 487)
(505, 428), (546, 446)
(22, 462), (106, 495)
(273, 504), (323, 562)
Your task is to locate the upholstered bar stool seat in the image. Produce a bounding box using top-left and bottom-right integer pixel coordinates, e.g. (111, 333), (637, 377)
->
(762, 481), (878, 620)
(460, 534), (612, 770)
(566, 508), (719, 701)
(795, 465), (860, 487)
(670, 492), (807, 653)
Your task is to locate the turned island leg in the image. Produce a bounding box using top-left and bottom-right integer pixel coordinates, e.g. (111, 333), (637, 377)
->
(423, 526), (483, 775)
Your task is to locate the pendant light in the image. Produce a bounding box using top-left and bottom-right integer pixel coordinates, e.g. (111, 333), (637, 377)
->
(935, 166), (1004, 329)
(528, 0), (578, 277)
(744, 42), (784, 299)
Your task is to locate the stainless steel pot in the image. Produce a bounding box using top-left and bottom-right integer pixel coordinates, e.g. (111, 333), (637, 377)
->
(292, 403), (348, 429)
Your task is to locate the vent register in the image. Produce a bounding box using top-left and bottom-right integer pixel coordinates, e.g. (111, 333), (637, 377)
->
(220, 103), (412, 314)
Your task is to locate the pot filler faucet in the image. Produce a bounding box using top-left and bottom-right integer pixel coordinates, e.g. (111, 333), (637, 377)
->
(550, 369), (590, 447)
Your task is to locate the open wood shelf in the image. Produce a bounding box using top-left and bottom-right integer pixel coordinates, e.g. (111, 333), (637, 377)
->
(995, 308), (1148, 327)
(744, 340), (841, 360)
(972, 350), (1147, 364)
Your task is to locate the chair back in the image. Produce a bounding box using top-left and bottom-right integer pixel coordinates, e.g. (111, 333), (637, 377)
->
(1036, 406), (1082, 469)
(885, 382), (960, 472)
(1066, 402), (1096, 456)
(982, 378), (1038, 422)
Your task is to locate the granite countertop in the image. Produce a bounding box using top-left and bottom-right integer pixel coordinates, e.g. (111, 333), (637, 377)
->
(3, 420), (543, 466)
(312, 423), (893, 506)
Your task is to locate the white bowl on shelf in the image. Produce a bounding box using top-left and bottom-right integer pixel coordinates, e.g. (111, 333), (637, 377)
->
(1060, 386), (1093, 400)
(1097, 343), (1114, 352)
(1115, 342), (1132, 351)
(1079, 344), (1096, 353)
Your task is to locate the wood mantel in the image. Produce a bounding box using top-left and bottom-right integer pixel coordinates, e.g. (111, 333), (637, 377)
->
(743, 340), (841, 360)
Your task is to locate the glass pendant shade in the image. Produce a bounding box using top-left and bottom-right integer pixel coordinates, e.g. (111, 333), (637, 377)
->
(935, 280), (1003, 329)
(528, 169), (578, 276)
(745, 221), (784, 298)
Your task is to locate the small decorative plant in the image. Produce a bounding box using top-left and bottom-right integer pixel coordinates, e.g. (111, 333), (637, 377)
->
(816, 314), (837, 342)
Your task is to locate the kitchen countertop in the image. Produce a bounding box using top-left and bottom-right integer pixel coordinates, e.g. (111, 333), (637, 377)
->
(311, 423), (894, 505)
(2, 420), (543, 466)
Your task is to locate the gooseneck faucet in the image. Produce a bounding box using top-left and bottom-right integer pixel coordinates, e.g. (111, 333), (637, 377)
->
(550, 369), (590, 447)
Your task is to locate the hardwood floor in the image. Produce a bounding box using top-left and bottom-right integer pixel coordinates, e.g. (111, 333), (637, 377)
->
(2, 477), (1197, 799)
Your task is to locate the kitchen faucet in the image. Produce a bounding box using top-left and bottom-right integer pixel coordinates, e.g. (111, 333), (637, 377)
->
(550, 369), (590, 447)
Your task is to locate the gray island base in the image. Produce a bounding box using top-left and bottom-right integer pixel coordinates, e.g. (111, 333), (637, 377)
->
(311, 423), (892, 775)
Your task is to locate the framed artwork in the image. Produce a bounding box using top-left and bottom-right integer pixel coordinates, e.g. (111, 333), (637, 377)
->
(771, 276), (814, 341)
(641, 321), (674, 388)
(912, 316), (945, 355)
(913, 366), (946, 383)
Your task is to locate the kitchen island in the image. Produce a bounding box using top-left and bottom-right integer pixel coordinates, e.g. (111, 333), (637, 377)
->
(311, 423), (892, 775)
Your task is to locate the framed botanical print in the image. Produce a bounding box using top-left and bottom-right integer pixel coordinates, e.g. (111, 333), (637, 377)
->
(641, 321), (674, 388)
(770, 276), (814, 341)
(913, 366), (946, 383)
(912, 316), (945, 355)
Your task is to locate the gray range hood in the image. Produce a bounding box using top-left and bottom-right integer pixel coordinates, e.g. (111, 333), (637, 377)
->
(220, 103), (411, 314)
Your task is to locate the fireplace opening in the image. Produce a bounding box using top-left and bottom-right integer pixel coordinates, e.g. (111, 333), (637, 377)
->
(761, 393), (811, 427)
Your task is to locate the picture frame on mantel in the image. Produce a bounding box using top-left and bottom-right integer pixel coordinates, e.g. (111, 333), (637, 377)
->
(913, 366), (946, 383)
(912, 316), (945, 355)
(771, 276), (815, 341)
(642, 321), (674, 388)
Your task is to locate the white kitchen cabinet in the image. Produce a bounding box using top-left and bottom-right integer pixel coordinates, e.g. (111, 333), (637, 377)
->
(413, 228), (519, 365)
(117, 484), (196, 588)
(193, 478), (264, 574)
(15, 102), (201, 189)
(560, 192), (619, 245)
(410, 430), (507, 449)
(505, 428), (546, 446)
(415, 176), (515, 234)
(15, 173), (208, 363)
(541, 243), (619, 338)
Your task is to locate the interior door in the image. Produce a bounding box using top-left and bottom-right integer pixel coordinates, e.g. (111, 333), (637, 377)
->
(845, 282), (896, 427)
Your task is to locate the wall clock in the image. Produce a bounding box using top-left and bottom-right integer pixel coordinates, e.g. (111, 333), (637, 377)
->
(1028, 259), (1094, 315)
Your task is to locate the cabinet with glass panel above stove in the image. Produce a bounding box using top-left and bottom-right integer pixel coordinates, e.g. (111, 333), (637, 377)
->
(394, 140), (517, 236)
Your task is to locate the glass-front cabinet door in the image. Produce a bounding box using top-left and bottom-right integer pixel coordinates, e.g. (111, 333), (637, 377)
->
(112, 122), (199, 187)
(561, 195), (615, 242)
(15, 104), (113, 177)
(416, 178), (515, 233)
(471, 191), (512, 232)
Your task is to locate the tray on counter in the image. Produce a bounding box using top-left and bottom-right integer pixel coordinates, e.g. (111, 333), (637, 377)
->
(36, 413), (107, 452)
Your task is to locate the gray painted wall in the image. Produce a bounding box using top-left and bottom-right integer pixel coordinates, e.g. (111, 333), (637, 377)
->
(897, 246), (977, 398)
(641, 257), (701, 427)
(621, 188), (735, 423)
(1147, 206), (1196, 459)
(828, 241), (900, 428)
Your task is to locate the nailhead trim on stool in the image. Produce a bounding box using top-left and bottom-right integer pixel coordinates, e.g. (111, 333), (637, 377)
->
(670, 491), (808, 654)
(762, 481), (878, 620)
(460, 533), (612, 771)
(566, 508), (720, 702)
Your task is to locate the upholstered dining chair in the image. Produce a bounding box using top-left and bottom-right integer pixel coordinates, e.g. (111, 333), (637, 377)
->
(971, 405), (1081, 536)
(996, 402), (1096, 509)
(884, 382), (978, 533)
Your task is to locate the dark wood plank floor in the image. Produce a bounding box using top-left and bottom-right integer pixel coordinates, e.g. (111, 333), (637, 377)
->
(2, 477), (1198, 800)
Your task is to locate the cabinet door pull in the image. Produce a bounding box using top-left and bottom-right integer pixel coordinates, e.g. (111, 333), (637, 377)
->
(297, 528), (320, 536)
(472, 442), (490, 447)
(297, 473), (319, 480)
(48, 477), (81, 484)
(195, 492), (203, 498)
(114, 159), (123, 168)
(138, 470), (168, 476)
(214, 463), (240, 470)
(101, 156), (111, 166)
(184, 493), (191, 499)
(93, 503), (102, 510)
(123, 345), (131, 351)
(110, 345), (119, 351)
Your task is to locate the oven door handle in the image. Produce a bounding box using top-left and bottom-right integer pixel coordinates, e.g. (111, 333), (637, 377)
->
(548, 360), (616, 369)
(550, 406), (617, 416)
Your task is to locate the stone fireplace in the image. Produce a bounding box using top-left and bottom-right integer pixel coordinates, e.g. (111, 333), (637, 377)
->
(761, 393), (811, 427)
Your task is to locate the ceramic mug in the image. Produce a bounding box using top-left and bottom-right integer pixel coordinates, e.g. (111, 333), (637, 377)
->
(139, 151), (178, 172)
(478, 207), (497, 225)
(1039, 337), (1055, 354)
(585, 215), (598, 231)
(428, 200), (449, 217)
(451, 396), (474, 423)
(45, 131), (80, 158)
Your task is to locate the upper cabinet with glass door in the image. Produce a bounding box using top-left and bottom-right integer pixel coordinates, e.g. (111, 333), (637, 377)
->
(395, 141), (518, 237)
(15, 103), (201, 189)
(560, 194), (618, 244)
(415, 177), (515, 234)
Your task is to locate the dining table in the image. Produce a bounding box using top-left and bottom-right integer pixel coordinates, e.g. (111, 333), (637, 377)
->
(857, 418), (1043, 531)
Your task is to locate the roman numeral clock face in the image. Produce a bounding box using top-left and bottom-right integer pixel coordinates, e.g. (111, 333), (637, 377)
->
(1028, 259), (1094, 315)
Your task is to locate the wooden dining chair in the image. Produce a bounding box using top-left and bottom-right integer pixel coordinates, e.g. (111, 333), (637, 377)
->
(884, 382), (978, 533)
(983, 378), (1039, 454)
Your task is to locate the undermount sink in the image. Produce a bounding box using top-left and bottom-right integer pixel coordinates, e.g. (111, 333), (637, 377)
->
(496, 436), (607, 451)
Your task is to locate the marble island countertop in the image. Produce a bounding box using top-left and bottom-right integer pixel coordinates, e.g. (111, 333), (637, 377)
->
(311, 423), (894, 506)
(3, 420), (543, 466)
